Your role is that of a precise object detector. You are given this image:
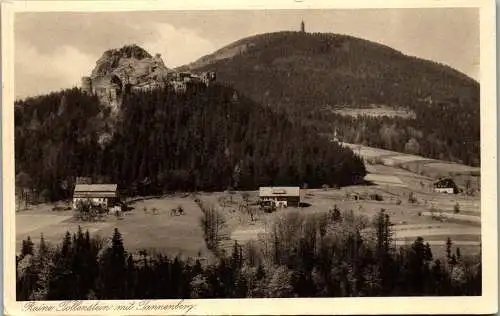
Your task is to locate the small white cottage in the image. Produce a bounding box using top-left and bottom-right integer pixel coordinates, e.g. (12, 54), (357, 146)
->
(258, 186), (301, 207)
(73, 184), (118, 209)
(433, 178), (458, 194)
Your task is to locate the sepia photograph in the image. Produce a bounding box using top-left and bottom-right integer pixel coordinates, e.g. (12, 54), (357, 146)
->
(2, 0), (497, 315)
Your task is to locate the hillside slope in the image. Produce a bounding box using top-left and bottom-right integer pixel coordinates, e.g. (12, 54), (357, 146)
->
(180, 31), (480, 166)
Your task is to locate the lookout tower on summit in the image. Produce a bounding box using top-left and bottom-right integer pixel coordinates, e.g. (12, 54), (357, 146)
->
(300, 20), (305, 32)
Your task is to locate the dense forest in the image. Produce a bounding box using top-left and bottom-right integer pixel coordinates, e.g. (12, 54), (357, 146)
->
(14, 84), (366, 201)
(16, 210), (481, 300)
(185, 31), (480, 166)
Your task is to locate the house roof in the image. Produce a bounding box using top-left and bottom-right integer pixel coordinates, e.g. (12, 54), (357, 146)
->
(73, 184), (117, 198)
(259, 186), (300, 197)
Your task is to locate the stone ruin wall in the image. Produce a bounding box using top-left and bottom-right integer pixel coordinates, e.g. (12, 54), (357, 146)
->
(81, 76), (92, 94)
(81, 75), (122, 110)
(81, 70), (217, 106)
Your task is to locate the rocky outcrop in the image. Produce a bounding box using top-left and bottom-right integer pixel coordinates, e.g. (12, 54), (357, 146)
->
(82, 44), (171, 109)
(82, 44), (217, 109)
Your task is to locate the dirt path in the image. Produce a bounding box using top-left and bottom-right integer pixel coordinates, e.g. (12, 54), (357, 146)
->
(230, 226), (266, 243)
(420, 212), (480, 223)
(394, 240), (480, 246)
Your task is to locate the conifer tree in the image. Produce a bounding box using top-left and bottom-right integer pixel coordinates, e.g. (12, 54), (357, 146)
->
(61, 231), (72, 257)
(373, 209), (394, 294)
(47, 232), (74, 299)
(30, 234), (52, 300)
(125, 254), (136, 298)
(446, 237), (453, 262)
(21, 236), (34, 258)
(15, 202), (483, 299)
(96, 228), (127, 299)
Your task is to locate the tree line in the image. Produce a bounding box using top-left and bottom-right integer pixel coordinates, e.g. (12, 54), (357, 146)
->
(17, 209), (481, 300)
(307, 98), (480, 166)
(15, 84), (366, 202)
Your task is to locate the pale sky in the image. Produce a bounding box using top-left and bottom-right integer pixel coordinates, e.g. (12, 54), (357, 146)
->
(14, 8), (479, 99)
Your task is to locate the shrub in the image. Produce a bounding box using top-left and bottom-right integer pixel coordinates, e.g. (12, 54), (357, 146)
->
(177, 205), (184, 214)
(408, 192), (417, 204)
(74, 200), (94, 221)
(328, 204), (342, 222)
(241, 192), (250, 203)
(430, 206), (437, 219)
(370, 193), (384, 201)
(453, 202), (460, 214)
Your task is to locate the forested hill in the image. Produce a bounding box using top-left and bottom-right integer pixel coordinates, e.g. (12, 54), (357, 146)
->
(181, 31), (478, 109)
(15, 84), (366, 201)
(180, 31), (480, 166)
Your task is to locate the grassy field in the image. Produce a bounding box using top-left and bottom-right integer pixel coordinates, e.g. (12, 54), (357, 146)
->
(327, 105), (416, 119)
(342, 142), (481, 191)
(16, 195), (215, 262)
(16, 144), (481, 262)
(193, 153), (482, 258)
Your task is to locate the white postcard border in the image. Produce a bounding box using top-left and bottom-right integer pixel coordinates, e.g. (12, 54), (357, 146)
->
(2, 0), (498, 315)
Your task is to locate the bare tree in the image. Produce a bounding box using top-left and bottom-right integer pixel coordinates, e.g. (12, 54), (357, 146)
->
(199, 205), (226, 255)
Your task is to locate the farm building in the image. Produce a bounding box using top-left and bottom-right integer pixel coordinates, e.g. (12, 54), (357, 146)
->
(259, 186), (301, 207)
(75, 176), (92, 184)
(433, 178), (459, 194)
(73, 184), (118, 209)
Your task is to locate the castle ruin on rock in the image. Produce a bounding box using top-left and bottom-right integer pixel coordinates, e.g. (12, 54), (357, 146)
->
(81, 44), (216, 109)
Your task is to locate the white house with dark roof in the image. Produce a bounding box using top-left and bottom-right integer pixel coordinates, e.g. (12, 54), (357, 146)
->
(433, 178), (458, 194)
(73, 184), (118, 209)
(258, 186), (301, 208)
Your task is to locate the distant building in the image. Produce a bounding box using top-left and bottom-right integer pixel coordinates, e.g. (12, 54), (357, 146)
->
(171, 80), (188, 93)
(75, 177), (92, 184)
(73, 184), (118, 209)
(433, 178), (458, 194)
(169, 71), (216, 93)
(259, 186), (301, 207)
(201, 71), (216, 86)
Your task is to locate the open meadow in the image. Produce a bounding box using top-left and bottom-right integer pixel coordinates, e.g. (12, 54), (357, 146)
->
(16, 196), (215, 262)
(192, 154), (481, 258)
(327, 105), (417, 119)
(16, 147), (481, 261)
(342, 142), (481, 191)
